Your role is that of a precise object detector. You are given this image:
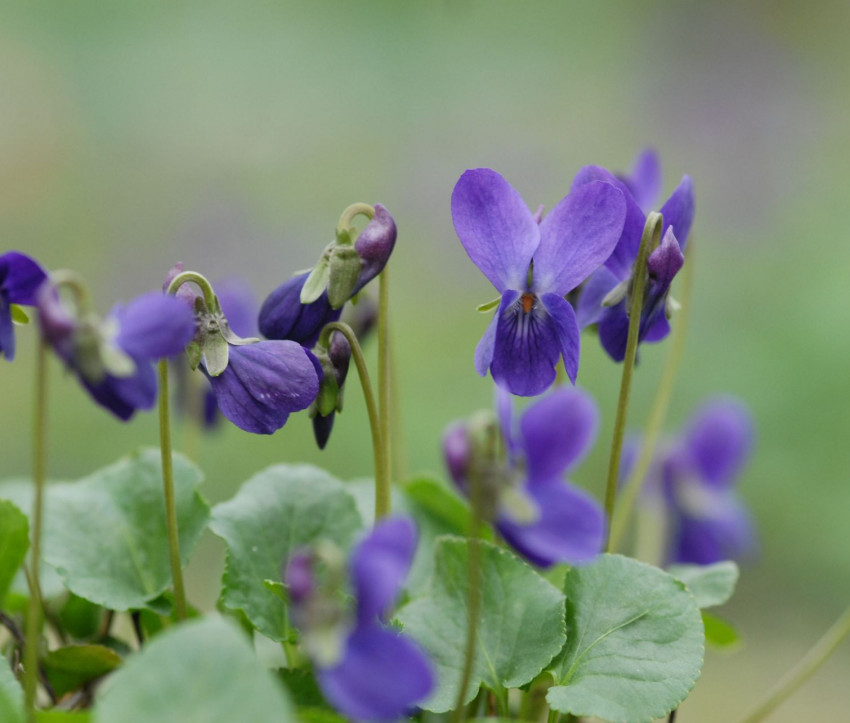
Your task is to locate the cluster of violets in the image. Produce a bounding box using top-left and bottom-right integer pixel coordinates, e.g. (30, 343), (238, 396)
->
(0, 149), (756, 721)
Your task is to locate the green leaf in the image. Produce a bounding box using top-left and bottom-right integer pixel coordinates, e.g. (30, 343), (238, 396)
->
(396, 536), (566, 713)
(10, 304), (29, 325)
(0, 659), (24, 723)
(36, 712), (91, 722)
(41, 449), (210, 611)
(93, 617), (294, 723)
(702, 611), (740, 649)
(547, 554), (704, 723)
(43, 645), (122, 698)
(667, 561), (739, 608)
(278, 668), (326, 708)
(209, 464), (363, 641)
(0, 500), (28, 605)
(56, 594), (103, 640)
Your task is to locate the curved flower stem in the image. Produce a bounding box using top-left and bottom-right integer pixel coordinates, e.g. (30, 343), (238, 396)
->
(157, 359), (187, 621)
(603, 212), (663, 552)
(738, 605), (850, 723)
(320, 322), (389, 519)
(608, 240), (695, 553)
(166, 270), (217, 309)
(452, 453), (487, 723)
(378, 269), (391, 483)
(336, 202), (375, 241)
(23, 339), (48, 718)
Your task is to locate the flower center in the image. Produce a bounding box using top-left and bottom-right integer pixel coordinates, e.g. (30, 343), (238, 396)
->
(520, 292), (535, 314)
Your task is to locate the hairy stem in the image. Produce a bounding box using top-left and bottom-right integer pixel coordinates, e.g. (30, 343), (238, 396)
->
(609, 240), (694, 552)
(158, 359), (187, 620)
(320, 322), (389, 519)
(23, 339), (48, 718)
(603, 213), (663, 551)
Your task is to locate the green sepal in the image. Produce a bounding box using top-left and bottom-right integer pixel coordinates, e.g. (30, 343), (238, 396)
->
(202, 332), (229, 377)
(185, 341), (202, 371)
(476, 296), (501, 313)
(301, 249), (332, 304)
(10, 304), (29, 325)
(327, 245), (361, 309)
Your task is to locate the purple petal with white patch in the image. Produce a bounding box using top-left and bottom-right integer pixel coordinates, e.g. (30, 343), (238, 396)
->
(520, 387), (599, 484)
(318, 624), (434, 722)
(80, 360), (158, 421)
(684, 398), (754, 490)
(205, 340), (320, 434)
(350, 517), (416, 625)
(497, 482), (605, 568)
(669, 495), (756, 566)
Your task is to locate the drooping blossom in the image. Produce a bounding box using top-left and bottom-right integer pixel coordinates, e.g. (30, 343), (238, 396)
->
(258, 204), (396, 346)
(444, 386), (605, 567)
(166, 268), (321, 436)
(574, 154), (694, 362)
(0, 251), (48, 361)
(452, 168), (626, 396)
(285, 517), (434, 721)
(638, 397), (756, 565)
(37, 285), (196, 420)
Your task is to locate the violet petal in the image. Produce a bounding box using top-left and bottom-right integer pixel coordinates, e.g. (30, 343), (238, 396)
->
(684, 398), (754, 489)
(540, 292), (581, 384)
(624, 148), (662, 213)
(0, 252), (48, 305)
(350, 517), (417, 625)
(497, 481), (605, 568)
(318, 624), (434, 722)
(113, 293), (196, 360)
(670, 496), (755, 566)
(258, 272), (342, 347)
(0, 294), (15, 360)
(520, 387), (598, 484)
(533, 181), (626, 295)
(659, 175), (695, 250)
(575, 265), (621, 329)
(451, 168), (539, 292)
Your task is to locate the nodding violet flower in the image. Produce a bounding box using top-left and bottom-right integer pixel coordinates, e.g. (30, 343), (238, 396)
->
(167, 269), (320, 435)
(37, 278), (195, 420)
(285, 517), (434, 721)
(0, 251), (48, 361)
(452, 169), (626, 396)
(258, 203), (396, 346)
(444, 387), (605, 567)
(573, 154), (694, 362)
(638, 398), (756, 565)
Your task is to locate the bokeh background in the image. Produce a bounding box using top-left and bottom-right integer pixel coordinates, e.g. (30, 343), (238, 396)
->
(1, 2), (848, 720)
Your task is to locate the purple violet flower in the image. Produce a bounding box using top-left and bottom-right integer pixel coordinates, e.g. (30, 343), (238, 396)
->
(37, 286), (196, 420)
(0, 251), (48, 361)
(452, 168), (626, 396)
(616, 148), (662, 213)
(285, 517), (434, 722)
(444, 387), (605, 567)
(640, 398), (756, 565)
(573, 155), (694, 362)
(258, 204), (396, 346)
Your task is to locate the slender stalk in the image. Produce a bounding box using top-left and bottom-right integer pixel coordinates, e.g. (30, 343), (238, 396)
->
(320, 322), (389, 519)
(389, 327), (408, 481)
(608, 240), (695, 552)
(603, 213), (663, 551)
(739, 605), (850, 723)
(451, 456), (485, 723)
(378, 269), (391, 483)
(23, 339), (48, 718)
(157, 359), (187, 621)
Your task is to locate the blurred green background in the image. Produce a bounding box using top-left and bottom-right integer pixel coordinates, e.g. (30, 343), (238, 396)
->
(1, 2), (848, 720)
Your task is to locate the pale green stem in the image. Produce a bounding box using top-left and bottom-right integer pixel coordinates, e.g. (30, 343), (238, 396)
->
(603, 212), (663, 551)
(451, 460), (485, 723)
(24, 339), (48, 718)
(378, 269), (391, 484)
(608, 240), (695, 552)
(389, 327), (407, 481)
(336, 202), (375, 240)
(320, 322), (389, 519)
(157, 359), (187, 620)
(739, 605), (850, 723)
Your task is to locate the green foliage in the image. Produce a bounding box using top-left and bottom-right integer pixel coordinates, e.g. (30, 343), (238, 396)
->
(396, 536), (566, 713)
(43, 645), (122, 698)
(0, 660), (24, 723)
(668, 561), (739, 608)
(209, 464), (363, 641)
(702, 611), (741, 649)
(55, 595), (103, 640)
(546, 554), (705, 723)
(39, 449), (209, 611)
(93, 617), (294, 723)
(0, 499), (28, 605)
